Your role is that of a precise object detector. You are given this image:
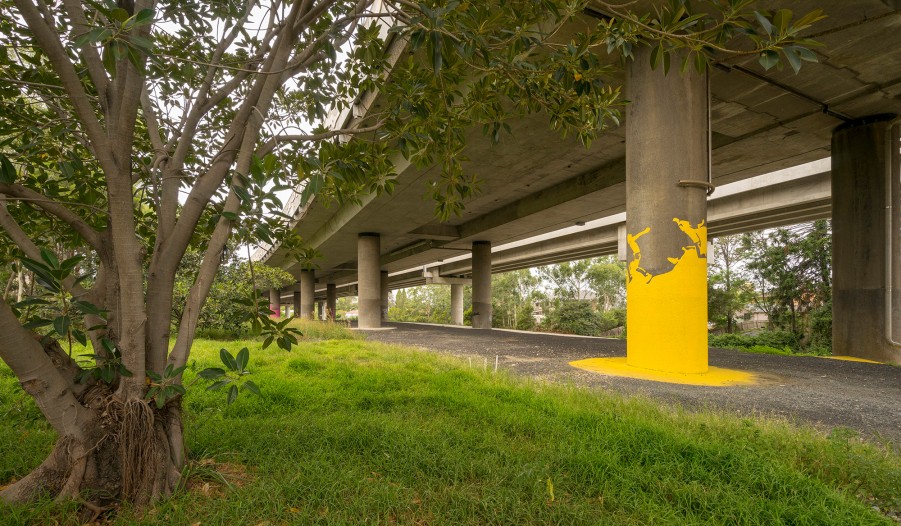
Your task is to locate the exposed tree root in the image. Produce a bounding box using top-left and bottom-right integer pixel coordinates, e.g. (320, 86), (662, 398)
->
(1, 394), (183, 513)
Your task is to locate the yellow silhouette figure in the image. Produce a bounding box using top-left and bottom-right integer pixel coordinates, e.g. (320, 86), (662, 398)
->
(626, 227), (651, 283)
(673, 218), (707, 257)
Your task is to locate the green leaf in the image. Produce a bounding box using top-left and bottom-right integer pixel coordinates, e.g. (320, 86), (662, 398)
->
(207, 379), (231, 391)
(110, 7), (130, 22)
(220, 348), (238, 370)
(431, 32), (443, 75)
(227, 384), (238, 405)
(772, 9), (793, 35)
(39, 248), (59, 270)
(53, 316), (70, 337)
(758, 50), (779, 70)
(649, 43), (663, 70)
(236, 347), (249, 372)
(198, 367), (225, 380)
(754, 11), (774, 37)
(133, 8), (154, 26)
(23, 319), (53, 330)
(72, 330), (88, 346)
(783, 46), (801, 74)
(0, 154), (16, 184)
(243, 380), (261, 396)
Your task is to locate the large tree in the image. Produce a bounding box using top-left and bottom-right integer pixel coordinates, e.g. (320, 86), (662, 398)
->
(0, 0), (822, 509)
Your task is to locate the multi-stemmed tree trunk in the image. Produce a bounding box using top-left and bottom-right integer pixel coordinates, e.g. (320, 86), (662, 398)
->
(0, 0), (822, 511)
(0, 0), (406, 506)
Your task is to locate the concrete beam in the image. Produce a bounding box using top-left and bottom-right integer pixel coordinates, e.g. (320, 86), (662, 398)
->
(426, 276), (472, 285)
(408, 224), (461, 240)
(456, 157), (626, 240)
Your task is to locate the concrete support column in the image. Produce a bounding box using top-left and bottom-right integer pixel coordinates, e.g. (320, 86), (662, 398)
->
(299, 269), (315, 320)
(269, 288), (280, 319)
(471, 241), (492, 329)
(317, 301), (325, 321)
(625, 47), (709, 374)
(832, 115), (901, 364)
(326, 283), (337, 322)
(293, 284), (301, 318)
(450, 284), (464, 326)
(380, 271), (390, 323)
(358, 233), (381, 328)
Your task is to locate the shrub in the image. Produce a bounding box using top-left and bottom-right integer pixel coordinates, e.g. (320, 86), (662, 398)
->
(545, 300), (605, 336)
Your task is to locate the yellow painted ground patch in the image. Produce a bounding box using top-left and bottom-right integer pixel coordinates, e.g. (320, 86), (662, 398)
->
(825, 356), (883, 364)
(570, 357), (757, 386)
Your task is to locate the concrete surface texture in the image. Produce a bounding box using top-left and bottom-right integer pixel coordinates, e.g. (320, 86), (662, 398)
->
(364, 323), (901, 443)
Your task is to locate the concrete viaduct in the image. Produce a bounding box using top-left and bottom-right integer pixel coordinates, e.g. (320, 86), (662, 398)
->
(258, 1), (901, 368)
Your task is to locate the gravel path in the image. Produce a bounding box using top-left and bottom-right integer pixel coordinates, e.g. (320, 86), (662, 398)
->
(362, 322), (901, 443)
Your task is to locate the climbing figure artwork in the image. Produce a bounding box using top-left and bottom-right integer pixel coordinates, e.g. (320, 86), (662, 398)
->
(626, 226), (651, 283)
(673, 218), (707, 256)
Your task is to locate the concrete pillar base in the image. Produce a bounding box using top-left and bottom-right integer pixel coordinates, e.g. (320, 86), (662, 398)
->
(300, 270), (315, 320)
(451, 284), (464, 325)
(832, 115), (901, 364)
(326, 283), (337, 322)
(471, 241), (492, 329)
(358, 233), (381, 329)
(269, 287), (281, 319)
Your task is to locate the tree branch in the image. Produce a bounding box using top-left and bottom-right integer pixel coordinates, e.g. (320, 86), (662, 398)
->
(12, 0), (116, 176)
(0, 298), (95, 440)
(0, 184), (105, 251)
(61, 0), (110, 110)
(255, 122), (384, 158)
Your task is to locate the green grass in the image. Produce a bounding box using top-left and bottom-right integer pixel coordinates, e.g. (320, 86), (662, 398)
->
(1, 329), (900, 525)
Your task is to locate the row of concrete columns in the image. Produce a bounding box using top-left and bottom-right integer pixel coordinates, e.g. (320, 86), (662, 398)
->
(269, 272), (339, 321)
(356, 233), (492, 329)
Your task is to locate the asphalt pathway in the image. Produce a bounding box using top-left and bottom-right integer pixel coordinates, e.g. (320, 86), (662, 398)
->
(362, 322), (901, 443)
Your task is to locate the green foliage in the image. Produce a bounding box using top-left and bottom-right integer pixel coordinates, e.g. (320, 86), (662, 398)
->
(259, 317), (303, 352)
(197, 347), (260, 406)
(146, 363), (188, 409)
(708, 330), (819, 355)
(515, 302), (535, 331)
(544, 300), (606, 336)
(288, 318), (359, 341)
(708, 235), (755, 333)
(11, 249), (106, 355)
(172, 249), (294, 338)
(493, 270), (537, 330)
(4, 338), (899, 524)
(74, 339), (133, 384)
(388, 285), (457, 324)
(741, 220), (832, 352)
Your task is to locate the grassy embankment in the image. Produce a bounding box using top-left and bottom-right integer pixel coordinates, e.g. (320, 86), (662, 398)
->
(1, 320), (899, 525)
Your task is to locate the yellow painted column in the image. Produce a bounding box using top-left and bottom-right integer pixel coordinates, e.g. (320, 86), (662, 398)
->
(625, 48), (710, 374)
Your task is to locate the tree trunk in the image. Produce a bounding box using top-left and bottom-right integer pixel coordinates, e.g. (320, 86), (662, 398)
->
(1, 397), (184, 510)
(0, 329), (184, 509)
